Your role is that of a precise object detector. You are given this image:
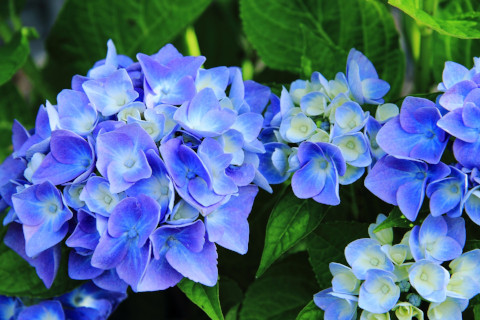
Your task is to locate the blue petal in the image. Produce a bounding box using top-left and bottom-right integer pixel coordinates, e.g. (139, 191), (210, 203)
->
(18, 301), (65, 320)
(136, 253), (183, 291)
(166, 240), (218, 286)
(91, 233), (128, 270)
(439, 80), (477, 111)
(117, 242), (151, 289)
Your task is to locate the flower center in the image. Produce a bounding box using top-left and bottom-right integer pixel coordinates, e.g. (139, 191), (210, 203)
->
(103, 195), (112, 205)
(127, 228), (139, 239)
(160, 186), (169, 195)
(415, 172), (426, 180)
(348, 120), (356, 128)
(124, 159), (135, 168)
(425, 131), (435, 139)
(450, 185), (459, 194)
(420, 272), (428, 281)
(48, 204), (58, 214)
(186, 170), (196, 179)
(318, 159), (328, 170)
(81, 159), (91, 168)
(381, 284), (390, 294)
(346, 141), (355, 149)
(299, 125), (308, 133)
(369, 257), (379, 266)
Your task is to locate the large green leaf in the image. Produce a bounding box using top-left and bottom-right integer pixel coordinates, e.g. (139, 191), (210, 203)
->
(240, 253), (317, 320)
(178, 278), (224, 320)
(0, 225), (82, 298)
(256, 189), (327, 278)
(389, 0), (480, 39)
(307, 221), (368, 288)
(430, 1), (480, 82)
(0, 27), (37, 86)
(296, 301), (323, 320)
(240, 0), (404, 99)
(46, 0), (212, 84)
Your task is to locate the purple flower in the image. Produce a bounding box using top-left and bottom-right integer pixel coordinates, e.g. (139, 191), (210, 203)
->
(437, 101), (480, 169)
(91, 195), (160, 289)
(137, 46), (205, 107)
(174, 88), (237, 138)
(376, 97), (448, 164)
(160, 137), (224, 215)
(291, 142), (346, 205)
(205, 185), (258, 254)
(83, 69), (139, 116)
(31, 130), (95, 185)
(365, 156), (450, 221)
(12, 181), (73, 257)
(139, 220), (218, 290)
(96, 123), (158, 193)
(56, 89), (98, 136)
(426, 166), (468, 217)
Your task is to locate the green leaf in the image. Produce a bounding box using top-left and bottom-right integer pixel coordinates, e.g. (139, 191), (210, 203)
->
(389, 0), (480, 39)
(0, 27), (37, 86)
(240, 0), (404, 99)
(240, 253), (318, 320)
(475, 304), (480, 320)
(307, 221), (368, 287)
(256, 189), (327, 278)
(177, 278), (224, 320)
(374, 207), (413, 232)
(0, 225), (82, 298)
(296, 301), (323, 320)
(46, 0), (212, 84)
(430, 1), (480, 82)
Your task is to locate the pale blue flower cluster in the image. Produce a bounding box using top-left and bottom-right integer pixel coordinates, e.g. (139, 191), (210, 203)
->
(0, 40), (270, 294)
(0, 282), (125, 320)
(315, 214), (480, 320)
(259, 49), (394, 205)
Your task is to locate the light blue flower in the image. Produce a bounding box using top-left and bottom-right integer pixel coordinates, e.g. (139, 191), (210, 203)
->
(427, 297), (468, 320)
(346, 49), (390, 105)
(409, 214), (465, 263)
(314, 288), (357, 320)
(409, 260), (449, 302)
(345, 238), (394, 280)
(329, 263), (361, 295)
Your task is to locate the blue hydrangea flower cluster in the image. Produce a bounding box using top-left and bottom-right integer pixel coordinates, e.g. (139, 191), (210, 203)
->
(315, 214), (480, 320)
(0, 40), (271, 293)
(0, 281), (125, 320)
(365, 58), (480, 224)
(258, 49), (394, 205)
(314, 57), (480, 319)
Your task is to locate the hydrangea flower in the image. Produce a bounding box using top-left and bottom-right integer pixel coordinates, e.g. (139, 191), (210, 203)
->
(258, 48), (389, 205)
(376, 97), (448, 164)
(365, 156), (450, 221)
(0, 40), (270, 296)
